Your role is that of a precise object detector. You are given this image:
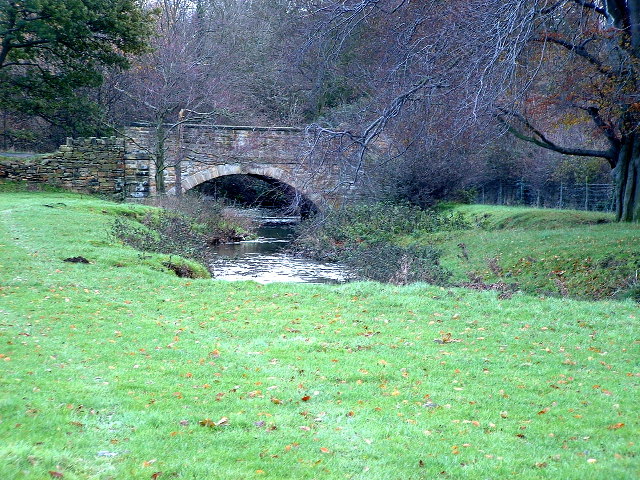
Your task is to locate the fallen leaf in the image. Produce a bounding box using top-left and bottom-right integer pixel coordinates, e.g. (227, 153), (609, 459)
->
(301, 396), (311, 402)
(320, 447), (331, 454)
(199, 418), (215, 427)
(607, 423), (625, 430)
(48, 472), (64, 479)
(151, 472), (163, 480)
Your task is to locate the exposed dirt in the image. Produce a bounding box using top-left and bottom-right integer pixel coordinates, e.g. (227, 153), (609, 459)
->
(163, 261), (197, 278)
(64, 256), (90, 264)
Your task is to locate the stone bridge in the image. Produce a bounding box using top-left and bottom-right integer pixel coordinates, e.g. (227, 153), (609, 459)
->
(124, 123), (359, 209)
(0, 124), (365, 210)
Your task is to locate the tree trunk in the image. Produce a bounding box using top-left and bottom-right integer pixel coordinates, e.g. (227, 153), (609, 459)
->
(154, 123), (166, 194)
(174, 160), (182, 197)
(613, 133), (640, 222)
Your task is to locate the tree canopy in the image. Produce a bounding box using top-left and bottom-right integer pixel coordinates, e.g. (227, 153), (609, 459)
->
(0, 0), (151, 136)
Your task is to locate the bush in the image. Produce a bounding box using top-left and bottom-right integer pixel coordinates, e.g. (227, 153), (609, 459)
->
(112, 193), (256, 275)
(292, 202), (467, 285)
(143, 193), (255, 242)
(112, 210), (212, 268)
(293, 202), (468, 260)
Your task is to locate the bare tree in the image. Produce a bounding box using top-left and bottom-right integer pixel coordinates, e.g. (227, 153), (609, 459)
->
(108, 0), (231, 193)
(304, 0), (640, 221)
(301, 1), (538, 197)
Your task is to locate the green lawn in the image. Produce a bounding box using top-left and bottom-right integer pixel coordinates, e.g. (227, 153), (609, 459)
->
(1, 190), (638, 479)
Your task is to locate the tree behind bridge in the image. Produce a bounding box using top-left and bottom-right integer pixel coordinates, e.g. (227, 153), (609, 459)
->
(0, 0), (151, 147)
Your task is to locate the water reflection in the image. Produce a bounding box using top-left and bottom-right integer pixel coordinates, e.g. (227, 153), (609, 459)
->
(209, 210), (352, 284)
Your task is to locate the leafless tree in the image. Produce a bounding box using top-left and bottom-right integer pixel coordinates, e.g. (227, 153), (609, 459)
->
(107, 0), (235, 193)
(304, 1), (640, 220)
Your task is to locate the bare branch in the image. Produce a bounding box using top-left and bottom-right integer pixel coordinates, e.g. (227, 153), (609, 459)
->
(537, 34), (615, 78)
(497, 107), (615, 161)
(571, 0), (609, 18)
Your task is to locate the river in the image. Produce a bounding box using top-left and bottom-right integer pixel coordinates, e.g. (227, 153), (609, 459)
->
(208, 209), (352, 284)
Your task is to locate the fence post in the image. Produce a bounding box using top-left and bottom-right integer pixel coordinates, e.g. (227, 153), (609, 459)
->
(559, 182), (563, 209)
(610, 184), (615, 213)
(584, 177), (588, 210)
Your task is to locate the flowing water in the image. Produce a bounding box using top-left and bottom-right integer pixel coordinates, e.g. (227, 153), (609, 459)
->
(209, 209), (352, 284)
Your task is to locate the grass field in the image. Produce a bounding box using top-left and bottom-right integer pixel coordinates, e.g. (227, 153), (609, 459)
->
(0, 189), (638, 479)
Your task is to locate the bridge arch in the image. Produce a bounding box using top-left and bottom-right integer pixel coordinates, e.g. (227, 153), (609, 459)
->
(166, 163), (327, 210)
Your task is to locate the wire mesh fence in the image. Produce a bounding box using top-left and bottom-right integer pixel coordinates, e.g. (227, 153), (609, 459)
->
(475, 181), (616, 212)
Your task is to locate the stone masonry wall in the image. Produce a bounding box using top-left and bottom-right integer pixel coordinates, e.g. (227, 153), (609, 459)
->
(0, 137), (128, 196)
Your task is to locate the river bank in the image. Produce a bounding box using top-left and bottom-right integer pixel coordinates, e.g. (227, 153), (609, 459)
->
(293, 202), (640, 300)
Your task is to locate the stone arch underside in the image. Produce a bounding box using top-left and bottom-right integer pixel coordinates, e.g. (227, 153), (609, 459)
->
(166, 164), (327, 208)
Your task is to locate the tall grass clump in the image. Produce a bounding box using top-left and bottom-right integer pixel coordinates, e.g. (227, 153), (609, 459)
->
(293, 202), (467, 284)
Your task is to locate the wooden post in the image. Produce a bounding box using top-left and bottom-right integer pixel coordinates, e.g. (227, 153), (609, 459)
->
(584, 177), (588, 210)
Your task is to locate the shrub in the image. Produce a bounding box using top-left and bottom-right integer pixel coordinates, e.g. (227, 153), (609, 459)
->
(112, 210), (212, 268)
(112, 193), (256, 275)
(143, 193), (255, 242)
(292, 202), (466, 285)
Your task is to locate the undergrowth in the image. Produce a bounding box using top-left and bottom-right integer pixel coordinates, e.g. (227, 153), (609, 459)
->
(111, 193), (255, 276)
(293, 202), (467, 285)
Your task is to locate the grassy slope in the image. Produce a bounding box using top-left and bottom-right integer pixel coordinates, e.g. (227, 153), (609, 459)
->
(0, 191), (639, 479)
(429, 205), (640, 300)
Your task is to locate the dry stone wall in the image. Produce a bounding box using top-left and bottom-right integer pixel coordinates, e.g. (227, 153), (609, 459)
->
(0, 137), (126, 195)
